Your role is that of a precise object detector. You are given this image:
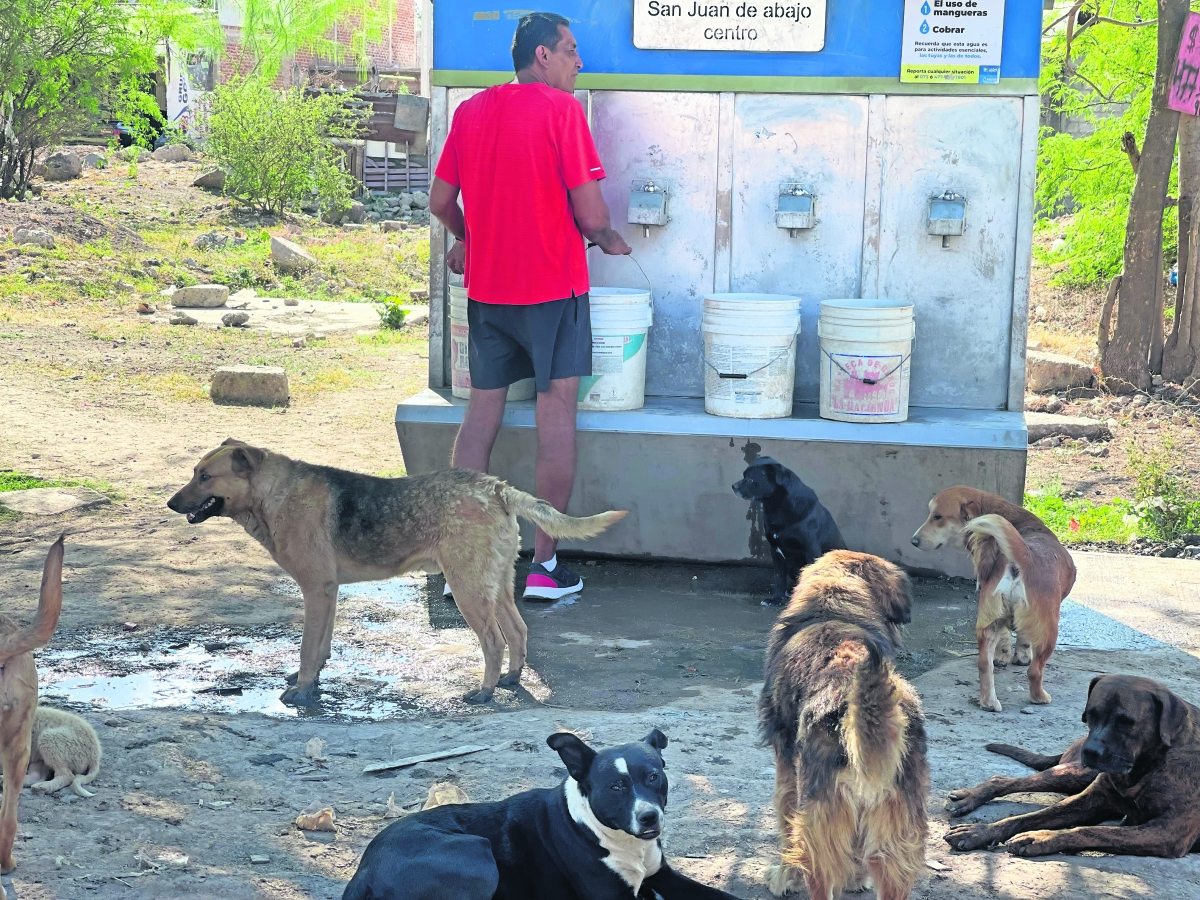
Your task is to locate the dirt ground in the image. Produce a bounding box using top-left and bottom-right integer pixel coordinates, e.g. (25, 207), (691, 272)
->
(4, 153), (1200, 899)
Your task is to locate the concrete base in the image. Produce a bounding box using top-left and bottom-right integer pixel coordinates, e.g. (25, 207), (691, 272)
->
(396, 390), (1028, 577)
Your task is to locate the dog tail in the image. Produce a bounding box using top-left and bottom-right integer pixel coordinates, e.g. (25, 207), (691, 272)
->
(499, 486), (627, 540)
(841, 647), (916, 794)
(963, 514), (1031, 573)
(0, 535), (64, 666)
(985, 742), (1063, 771)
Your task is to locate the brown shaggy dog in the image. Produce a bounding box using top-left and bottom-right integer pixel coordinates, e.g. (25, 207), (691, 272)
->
(0, 537), (64, 896)
(759, 551), (929, 900)
(912, 486), (1076, 712)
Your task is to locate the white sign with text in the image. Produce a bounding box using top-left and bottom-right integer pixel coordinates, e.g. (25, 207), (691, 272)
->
(633, 1), (827, 52)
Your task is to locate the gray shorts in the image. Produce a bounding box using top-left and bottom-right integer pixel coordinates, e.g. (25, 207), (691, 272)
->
(467, 294), (592, 394)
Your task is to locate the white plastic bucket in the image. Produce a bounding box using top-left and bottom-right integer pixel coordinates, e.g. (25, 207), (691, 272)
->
(448, 285), (535, 401)
(817, 299), (915, 424)
(578, 287), (653, 411)
(701, 293), (802, 419)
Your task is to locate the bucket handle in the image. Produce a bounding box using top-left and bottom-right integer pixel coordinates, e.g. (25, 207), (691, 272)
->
(705, 335), (797, 381)
(821, 348), (912, 386)
(586, 243), (653, 302)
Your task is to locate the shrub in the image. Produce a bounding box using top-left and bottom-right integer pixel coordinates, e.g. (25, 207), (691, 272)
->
(205, 77), (365, 218)
(376, 296), (408, 330)
(1126, 440), (1200, 541)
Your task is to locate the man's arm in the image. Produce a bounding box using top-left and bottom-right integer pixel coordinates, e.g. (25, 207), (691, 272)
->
(429, 177), (467, 274)
(568, 180), (631, 256)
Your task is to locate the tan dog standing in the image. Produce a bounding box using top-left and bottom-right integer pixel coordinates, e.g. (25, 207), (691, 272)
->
(0, 536), (64, 894)
(168, 441), (625, 706)
(912, 486), (1075, 712)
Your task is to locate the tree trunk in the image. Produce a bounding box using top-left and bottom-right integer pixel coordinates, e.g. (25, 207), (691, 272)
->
(1100, 0), (1190, 393)
(1164, 113), (1200, 385)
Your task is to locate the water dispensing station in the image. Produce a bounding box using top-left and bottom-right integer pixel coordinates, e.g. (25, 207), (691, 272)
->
(396, 0), (1040, 576)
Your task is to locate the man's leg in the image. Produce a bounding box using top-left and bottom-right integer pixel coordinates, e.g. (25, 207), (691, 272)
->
(532, 375), (579, 563)
(451, 386), (508, 472)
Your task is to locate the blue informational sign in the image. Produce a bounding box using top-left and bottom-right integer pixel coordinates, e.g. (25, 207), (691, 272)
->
(432, 0), (1041, 85)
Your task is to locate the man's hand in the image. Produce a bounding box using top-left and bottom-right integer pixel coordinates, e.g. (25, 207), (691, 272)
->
(569, 180), (631, 256)
(446, 241), (466, 275)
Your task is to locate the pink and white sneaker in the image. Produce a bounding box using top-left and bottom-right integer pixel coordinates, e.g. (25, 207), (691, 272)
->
(522, 561), (584, 601)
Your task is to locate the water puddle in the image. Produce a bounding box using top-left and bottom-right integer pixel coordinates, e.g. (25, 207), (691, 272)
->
(38, 576), (548, 720)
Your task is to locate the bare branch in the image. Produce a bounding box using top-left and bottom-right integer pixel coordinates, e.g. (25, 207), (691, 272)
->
(1122, 131), (1141, 175)
(1098, 273), (1122, 359)
(1044, 0), (1085, 35)
(1092, 15), (1158, 27)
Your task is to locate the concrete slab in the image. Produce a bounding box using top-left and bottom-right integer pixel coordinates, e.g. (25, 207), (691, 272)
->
(0, 486), (109, 515)
(145, 299), (427, 337)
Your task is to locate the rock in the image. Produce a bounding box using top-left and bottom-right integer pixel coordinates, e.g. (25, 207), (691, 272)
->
(1131, 394), (1150, 408)
(83, 152), (107, 169)
(228, 289), (257, 307)
(250, 855), (270, 865)
(343, 224), (367, 232)
(1046, 397), (1064, 414)
(193, 232), (231, 251)
(136, 303), (155, 315)
(12, 228), (55, 249)
(1026, 340), (1043, 351)
(193, 168), (226, 191)
(0, 487), (110, 516)
(43, 151), (82, 181)
(152, 144), (191, 162)
(347, 201), (366, 224)
(171, 284), (229, 308)
(284, 297), (299, 307)
(270, 236), (317, 273)
(381, 220), (407, 233)
(121, 147), (151, 162)
(396, 192), (415, 209)
(1084, 445), (1110, 457)
(115, 280), (135, 292)
(410, 289), (430, 301)
(1026, 412), (1112, 443)
(404, 308), (429, 327)
(210, 365), (289, 407)
(169, 313), (198, 326)
(291, 336), (306, 349)
(1026, 350), (1093, 393)
(410, 209), (431, 226)
(221, 311), (250, 327)
(1032, 436), (1062, 449)
(411, 190), (430, 210)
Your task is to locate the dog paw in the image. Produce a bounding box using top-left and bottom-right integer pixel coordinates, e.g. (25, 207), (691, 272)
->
(285, 671), (299, 686)
(29, 781), (54, 795)
(1029, 690), (1052, 705)
(281, 682), (320, 706)
(765, 864), (802, 896)
(761, 596), (786, 608)
(944, 824), (998, 852)
(1, 859), (14, 876)
(979, 697), (1003, 713)
(463, 687), (495, 704)
(944, 791), (983, 817)
(1005, 831), (1058, 857)
(497, 672), (521, 688)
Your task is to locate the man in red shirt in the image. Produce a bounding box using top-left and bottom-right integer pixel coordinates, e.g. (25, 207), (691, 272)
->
(430, 12), (630, 603)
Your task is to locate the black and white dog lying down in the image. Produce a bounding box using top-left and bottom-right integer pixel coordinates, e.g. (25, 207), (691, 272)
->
(343, 729), (741, 900)
(732, 456), (847, 606)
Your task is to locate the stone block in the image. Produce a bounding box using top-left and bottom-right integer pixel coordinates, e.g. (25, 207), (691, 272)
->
(152, 144), (192, 162)
(171, 284), (229, 308)
(1025, 412), (1112, 443)
(0, 487), (109, 516)
(347, 201), (366, 224)
(381, 220), (407, 233)
(83, 152), (107, 169)
(12, 228), (55, 249)
(270, 236), (317, 273)
(43, 151), (82, 181)
(211, 365), (289, 407)
(1026, 350), (1093, 393)
(193, 168), (226, 190)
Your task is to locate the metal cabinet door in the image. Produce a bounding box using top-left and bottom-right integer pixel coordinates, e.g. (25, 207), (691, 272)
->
(865, 96), (1025, 410)
(588, 92), (721, 399)
(730, 94), (870, 403)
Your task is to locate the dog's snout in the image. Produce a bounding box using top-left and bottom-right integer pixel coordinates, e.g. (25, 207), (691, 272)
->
(166, 495), (182, 512)
(637, 808), (661, 827)
(910, 535), (921, 547)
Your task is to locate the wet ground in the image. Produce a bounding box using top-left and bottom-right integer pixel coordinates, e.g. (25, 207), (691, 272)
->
(37, 561), (980, 720)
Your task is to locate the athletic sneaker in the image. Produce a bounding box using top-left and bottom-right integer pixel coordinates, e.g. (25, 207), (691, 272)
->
(522, 561), (583, 601)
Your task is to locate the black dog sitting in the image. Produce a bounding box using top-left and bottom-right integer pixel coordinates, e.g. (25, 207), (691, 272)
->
(732, 456), (847, 606)
(343, 729), (742, 900)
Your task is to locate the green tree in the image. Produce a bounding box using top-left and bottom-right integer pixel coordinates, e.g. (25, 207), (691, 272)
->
(206, 76), (365, 217)
(0, 0), (165, 199)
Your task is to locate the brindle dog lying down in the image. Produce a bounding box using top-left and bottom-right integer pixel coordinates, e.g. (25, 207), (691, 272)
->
(169, 440), (625, 706)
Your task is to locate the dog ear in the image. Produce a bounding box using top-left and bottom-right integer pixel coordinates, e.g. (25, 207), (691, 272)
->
(1083, 675), (1104, 723)
(1155, 686), (1189, 748)
(642, 728), (668, 751)
(221, 438), (248, 447)
(546, 732), (597, 781)
(959, 500), (982, 521)
(229, 446), (265, 475)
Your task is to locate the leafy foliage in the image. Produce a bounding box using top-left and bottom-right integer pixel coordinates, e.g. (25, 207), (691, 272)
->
(205, 77), (365, 217)
(376, 296), (410, 329)
(1024, 479), (1138, 544)
(1036, 0), (1184, 286)
(1126, 438), (1200, 539)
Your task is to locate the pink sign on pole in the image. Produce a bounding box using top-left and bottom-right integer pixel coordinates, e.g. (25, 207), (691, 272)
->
(1169, 11), (1200, 116)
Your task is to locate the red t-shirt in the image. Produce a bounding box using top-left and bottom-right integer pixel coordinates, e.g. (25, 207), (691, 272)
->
(435, 82), (605, 305)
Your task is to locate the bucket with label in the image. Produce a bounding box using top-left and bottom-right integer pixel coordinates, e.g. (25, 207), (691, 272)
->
(448, 285), (535, 401)
(577, 287), (653, 411)
(818, 299), (915, 424)
(701, 293), (802, 419)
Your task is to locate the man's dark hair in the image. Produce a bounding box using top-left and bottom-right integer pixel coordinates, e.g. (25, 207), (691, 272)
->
(512, 12), (570, 72)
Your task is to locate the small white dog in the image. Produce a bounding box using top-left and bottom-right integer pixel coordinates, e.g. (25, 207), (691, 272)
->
(19, 707), (101, 797)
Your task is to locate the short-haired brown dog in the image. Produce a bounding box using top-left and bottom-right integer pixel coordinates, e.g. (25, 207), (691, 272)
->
(912, 486), (1076, 712)
(0, 536), (64, 895)
(945, 675), (1200, 858)
(760, 551), (929, 900)
(168, 441), (625, 706)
